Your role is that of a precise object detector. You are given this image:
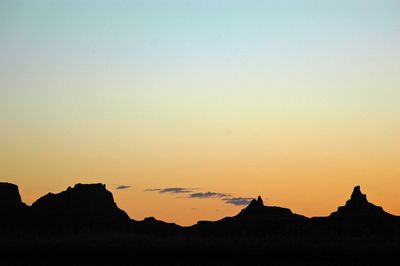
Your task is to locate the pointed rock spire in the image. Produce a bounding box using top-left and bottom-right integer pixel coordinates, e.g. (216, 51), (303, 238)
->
(257, 196), (264, 206)
(330, 185), (387, 217)
(350, 185), (367, 203)
(252, 196), (264, 207)
(245, 196), (264, 211)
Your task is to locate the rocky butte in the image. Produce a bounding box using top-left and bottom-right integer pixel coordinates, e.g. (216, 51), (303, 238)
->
(0, 182), (28, 224)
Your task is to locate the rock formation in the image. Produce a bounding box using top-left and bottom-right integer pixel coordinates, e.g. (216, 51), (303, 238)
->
(0, 182), (27, 222)
(246, 196), (264, 209)
(31, 183), (130, 229)
(0, 182), (398, 237)
(330, 185), (389, 217)
(238, 195), (296, 218)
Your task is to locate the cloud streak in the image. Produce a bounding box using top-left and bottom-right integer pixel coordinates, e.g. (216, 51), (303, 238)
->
(189, 192), (230, 199)
(222, 197), (253, 206)
(115, 185), (131, 190)
(145, 187), (196, 194)
(145, 186), (255, 207)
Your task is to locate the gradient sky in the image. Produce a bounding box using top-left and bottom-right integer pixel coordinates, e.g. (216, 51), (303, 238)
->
(1, 0), (399, 225)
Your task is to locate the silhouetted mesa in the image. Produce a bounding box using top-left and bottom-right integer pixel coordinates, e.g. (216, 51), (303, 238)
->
(0, 182), (27, 224)
(330, 185), (389, 217)
(31, 183), (130, 230)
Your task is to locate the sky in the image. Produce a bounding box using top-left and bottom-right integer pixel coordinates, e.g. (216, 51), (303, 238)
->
(1, 0), (399, 226)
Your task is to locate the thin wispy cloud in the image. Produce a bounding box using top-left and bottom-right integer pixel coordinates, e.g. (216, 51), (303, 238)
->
(189, 192), (230, 199)
(145, 187), (197, 194)
(115, 185), (131, 190)
(222, 197), (253, 206)
(161, 187), (194, 194)
(145, 186), (254, 207)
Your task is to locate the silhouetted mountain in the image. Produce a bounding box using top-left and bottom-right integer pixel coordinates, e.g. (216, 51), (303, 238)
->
(191, 195), (307, 236)
(0, 182), (27, 228)
(31, 183), (130, 231)
(330, 185), (389, 217)
(0, 182), (26, 212)
(1, 182), (400, 264)
(238, 195), (300, 219)
(309, 186), (400, 237)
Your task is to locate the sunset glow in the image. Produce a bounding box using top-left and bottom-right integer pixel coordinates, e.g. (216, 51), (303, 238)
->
(1, 0), (399, 225)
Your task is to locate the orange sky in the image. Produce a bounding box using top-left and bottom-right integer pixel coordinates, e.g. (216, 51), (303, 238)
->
(1, 1), (399, 226)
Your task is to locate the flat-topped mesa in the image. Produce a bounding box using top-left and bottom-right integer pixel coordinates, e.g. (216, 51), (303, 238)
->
(330, 186), (387, 218)
(31, 183), (130, 226)
(0, 182), (27, 221)
(0, 182), (23, 208)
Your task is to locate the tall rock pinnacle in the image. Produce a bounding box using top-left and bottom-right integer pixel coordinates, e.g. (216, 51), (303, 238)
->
(350, 185), (368, 203)
(247, 196), (264, 209)
(330, 185), (388, 217)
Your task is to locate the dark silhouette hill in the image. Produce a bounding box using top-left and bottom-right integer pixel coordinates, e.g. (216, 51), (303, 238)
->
(30, 183), (130, 231)
(0, 182), (28, 230)
(190, 195), (308, 236)
(309, 186), (400, 238)
(0, 182), (27, 213)
(330, 185), (390, 217)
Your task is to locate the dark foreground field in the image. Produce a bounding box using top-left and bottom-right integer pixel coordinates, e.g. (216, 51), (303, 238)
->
(1, 233), (399, 265)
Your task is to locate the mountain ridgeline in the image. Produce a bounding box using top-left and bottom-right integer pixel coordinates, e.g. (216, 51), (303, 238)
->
(1, 182), (400, 264)
(0, 182), (399, 237)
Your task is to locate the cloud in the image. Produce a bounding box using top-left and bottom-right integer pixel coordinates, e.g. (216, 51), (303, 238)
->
(161, 187), (194, 194)
(145, 187), (196, 194)
(189, 192), (230, 199)
(115, 185), (131, 190)
(222, 197), (253, 206)
(144, 186), (253, 206)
